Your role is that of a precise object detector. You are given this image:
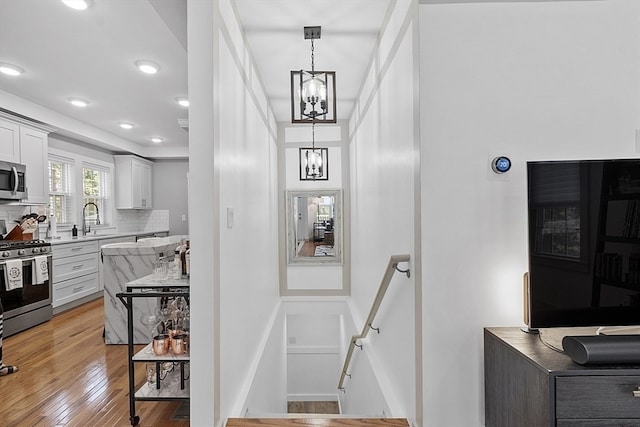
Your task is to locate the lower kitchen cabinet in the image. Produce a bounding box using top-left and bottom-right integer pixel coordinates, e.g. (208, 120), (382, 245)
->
(484, 327), (640, 426)
(52, 235), (140, 313)
(54, 273), (99, 308)
(52, 240), (99, 312)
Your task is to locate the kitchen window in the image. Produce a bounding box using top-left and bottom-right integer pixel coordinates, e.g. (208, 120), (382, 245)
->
(82, 162), (110, 227)
(48, 154), (74, 225)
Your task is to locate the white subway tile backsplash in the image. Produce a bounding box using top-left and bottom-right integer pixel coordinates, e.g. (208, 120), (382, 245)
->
(116, 209), (170, 233)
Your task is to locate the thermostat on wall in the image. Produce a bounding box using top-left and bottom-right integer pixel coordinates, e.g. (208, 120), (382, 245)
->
(491, 156), (512, 174)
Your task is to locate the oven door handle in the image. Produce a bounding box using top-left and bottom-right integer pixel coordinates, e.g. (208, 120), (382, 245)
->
(11, 166), (18, 193)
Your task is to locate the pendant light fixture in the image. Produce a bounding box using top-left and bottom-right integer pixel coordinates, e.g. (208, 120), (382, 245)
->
(294, 26), (333, 181)
(299, 124), (329, 181)
(290, 26), (336, 124)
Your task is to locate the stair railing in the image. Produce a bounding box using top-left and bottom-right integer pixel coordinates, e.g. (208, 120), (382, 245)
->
(338, 254), (411, 391)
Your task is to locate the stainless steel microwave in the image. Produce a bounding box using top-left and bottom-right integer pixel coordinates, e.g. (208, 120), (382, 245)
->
(0, 161), (26, 200)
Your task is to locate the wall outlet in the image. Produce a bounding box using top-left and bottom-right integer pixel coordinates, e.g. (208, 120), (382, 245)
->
(181, 214), (186, 222)
(288, 336), (296, 345)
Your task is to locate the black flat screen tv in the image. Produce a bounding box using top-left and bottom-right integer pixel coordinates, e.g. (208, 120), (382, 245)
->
(526, 158), (640, 329)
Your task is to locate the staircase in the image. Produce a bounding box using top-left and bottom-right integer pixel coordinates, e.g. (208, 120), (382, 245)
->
(226, 418), (410, 426)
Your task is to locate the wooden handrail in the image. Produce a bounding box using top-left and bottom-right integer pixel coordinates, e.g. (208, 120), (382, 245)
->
(338, 254), (411, 391)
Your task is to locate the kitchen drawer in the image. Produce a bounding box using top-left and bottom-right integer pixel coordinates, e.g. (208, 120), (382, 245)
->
(53, 272), (99, 308)
(53, 241), (99, 259)
(556, 376), (640, 419)
(53, 252), (98, 282)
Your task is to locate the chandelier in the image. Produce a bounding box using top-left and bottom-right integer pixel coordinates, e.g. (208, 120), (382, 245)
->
(299, 123), (329, 181)
(290, 26), (336, 124)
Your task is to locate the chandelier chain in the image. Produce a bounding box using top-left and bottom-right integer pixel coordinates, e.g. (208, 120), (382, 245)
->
(310, 39), (315, 73)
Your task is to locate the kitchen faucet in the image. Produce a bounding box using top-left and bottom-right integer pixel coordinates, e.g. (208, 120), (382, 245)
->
(82, 202), (100, 236)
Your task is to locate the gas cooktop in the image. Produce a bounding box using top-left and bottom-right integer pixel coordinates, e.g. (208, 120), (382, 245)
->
(0, 239), (50, 249)
(0, 240), (51, 258)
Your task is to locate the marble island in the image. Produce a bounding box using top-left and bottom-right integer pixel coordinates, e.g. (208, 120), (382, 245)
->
(102, 236), (186, 344)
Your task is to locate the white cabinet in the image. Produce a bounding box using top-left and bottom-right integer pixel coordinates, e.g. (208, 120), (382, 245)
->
(19, 126), (48, 204)
(0, 115), (50, 204)
(52, 240), (100, 311)
(114, 155), (153, 209)
(132, 160), (152, 208)
(0, 119), (20, 162)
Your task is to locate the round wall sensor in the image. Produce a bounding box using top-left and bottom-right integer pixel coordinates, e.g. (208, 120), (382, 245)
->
(492, 156), (512, 174)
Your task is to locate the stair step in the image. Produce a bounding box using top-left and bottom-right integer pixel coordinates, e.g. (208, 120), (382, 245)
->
(226, 418), (410, 426)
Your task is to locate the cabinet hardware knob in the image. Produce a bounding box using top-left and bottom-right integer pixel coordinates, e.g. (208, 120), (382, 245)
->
(633, 387), (640, 398)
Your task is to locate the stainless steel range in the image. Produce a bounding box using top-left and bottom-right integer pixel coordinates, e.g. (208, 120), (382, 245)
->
(0, 240), (52, 336)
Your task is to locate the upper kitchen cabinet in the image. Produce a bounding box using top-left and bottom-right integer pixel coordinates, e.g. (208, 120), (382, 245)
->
(114, 155), (153, 209)
(20, 126), (49, 204)
(0, 115), (50, 204)
(0, 119), (20, 162)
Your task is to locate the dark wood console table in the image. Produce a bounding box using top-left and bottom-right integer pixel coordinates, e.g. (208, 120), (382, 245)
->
(484, 327), (640, 426)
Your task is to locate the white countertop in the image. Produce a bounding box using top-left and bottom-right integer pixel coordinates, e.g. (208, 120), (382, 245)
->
(46, 230), (170, 245)
(126, 273), (190, 288)
(101, 235), (182, 256)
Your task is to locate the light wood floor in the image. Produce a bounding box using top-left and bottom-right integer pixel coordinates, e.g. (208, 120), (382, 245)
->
(0, 298), (189, 427)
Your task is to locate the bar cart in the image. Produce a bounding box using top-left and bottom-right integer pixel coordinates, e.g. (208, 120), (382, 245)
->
(116, 274), (190, 426)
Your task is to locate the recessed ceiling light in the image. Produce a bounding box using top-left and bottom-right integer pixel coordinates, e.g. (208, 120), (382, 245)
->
(150, 137), (163, 143)
(175, 97), (189, 107)
(0, 63), (24, 76)
(61, 0), (89, 10)
(68, 97), (89, 107)
(119, 122), (134, 130)
(135, 60), (160, 75)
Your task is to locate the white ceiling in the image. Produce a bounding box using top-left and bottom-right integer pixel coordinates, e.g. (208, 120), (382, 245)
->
(234, 0), (391, 125)
(0, 0), (390, 158)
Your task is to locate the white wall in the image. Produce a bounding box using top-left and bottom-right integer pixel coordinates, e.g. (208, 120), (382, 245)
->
(348, 0), (419, 422)
(241, 305), (288, 416)
(188, 0), (281, 425)
(338, 300), (392, 417)
(286, 313), (341, 400)
(186, 1), (217, 423)
(419, 1), (640, 426)
(152, 159), (189, 235)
